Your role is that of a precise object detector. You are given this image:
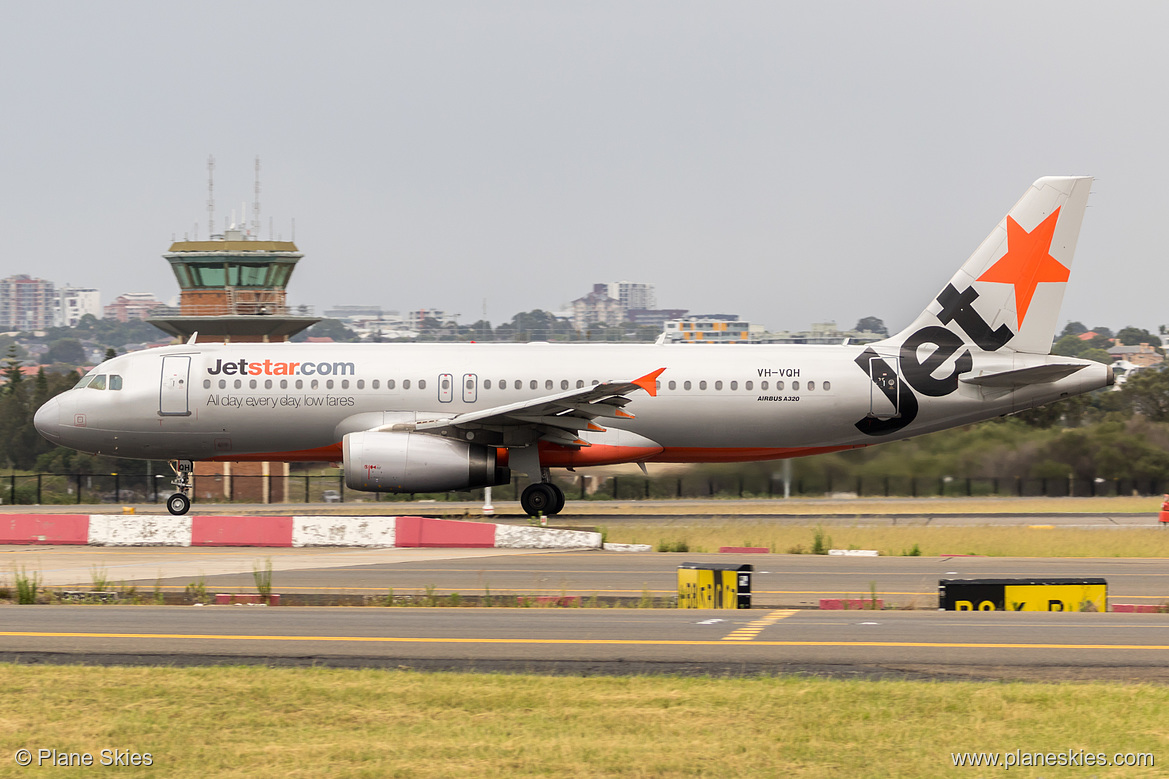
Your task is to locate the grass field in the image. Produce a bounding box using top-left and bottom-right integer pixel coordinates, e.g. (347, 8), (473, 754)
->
(566, 496), (1163, 516)
(0, 664), (1163, 778)
(602, 523), (1169, 557)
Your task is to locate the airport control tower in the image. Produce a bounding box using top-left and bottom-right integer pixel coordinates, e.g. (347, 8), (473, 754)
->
(148, 157), (321, 503)
(148, 231), (320, 343)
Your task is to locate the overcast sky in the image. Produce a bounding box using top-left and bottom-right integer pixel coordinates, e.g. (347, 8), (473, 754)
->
(2, 2), (1167, 335)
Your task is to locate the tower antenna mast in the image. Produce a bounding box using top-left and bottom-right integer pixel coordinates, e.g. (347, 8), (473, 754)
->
(253, 156), (261, 239)
(207, 155), (216, 238)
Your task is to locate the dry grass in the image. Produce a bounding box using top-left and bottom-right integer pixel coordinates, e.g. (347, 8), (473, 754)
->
(604, 523), (1169, 557)
(0, 664), (1164, 777)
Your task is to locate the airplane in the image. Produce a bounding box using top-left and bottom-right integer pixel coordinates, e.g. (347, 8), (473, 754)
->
(34, 176), (1111, 516)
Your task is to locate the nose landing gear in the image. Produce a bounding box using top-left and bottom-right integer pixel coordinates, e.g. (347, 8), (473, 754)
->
(166, 459), (194, 516)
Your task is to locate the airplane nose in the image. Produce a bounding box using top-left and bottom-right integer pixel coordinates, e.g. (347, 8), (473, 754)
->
(34, 397), (61, 442)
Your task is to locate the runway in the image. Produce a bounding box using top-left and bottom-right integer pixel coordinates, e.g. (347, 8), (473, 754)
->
(5, 547), (1168, 608)
(3, 605), (1169, 681)
(2, 505), (1168, 680)
(2, 545), (1169, 679)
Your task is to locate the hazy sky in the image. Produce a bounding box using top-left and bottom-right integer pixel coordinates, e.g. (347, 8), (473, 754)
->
(3, 2), (1167, 335)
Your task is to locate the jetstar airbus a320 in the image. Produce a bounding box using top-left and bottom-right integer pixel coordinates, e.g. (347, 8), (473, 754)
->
(34, 177), (1111, 516)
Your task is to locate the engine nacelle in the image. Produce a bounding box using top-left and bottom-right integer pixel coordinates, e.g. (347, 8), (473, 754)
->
(343, 431), (510, 493)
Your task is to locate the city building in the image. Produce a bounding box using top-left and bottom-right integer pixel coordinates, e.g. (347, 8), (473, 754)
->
(0, 274), (56, 331)
(572, 284), (624, 331)
(1107, 343), (1163, 369)
(761, 321), (884, 345)
(104, 292), (165, 323)
(323, 304), (385, 322)
(56, 286), (101, 327)
(606, 281), (656, 311)
(626, 308), (689, 330)
(664, 315), (764, 344)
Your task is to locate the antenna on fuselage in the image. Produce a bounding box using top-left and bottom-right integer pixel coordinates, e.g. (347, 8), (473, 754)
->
(187, 332), (199, 345)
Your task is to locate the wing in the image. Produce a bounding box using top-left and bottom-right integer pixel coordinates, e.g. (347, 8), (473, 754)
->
(411, 368), (665, 448)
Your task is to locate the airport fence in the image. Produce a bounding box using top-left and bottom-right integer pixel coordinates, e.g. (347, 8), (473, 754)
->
(0, 472), (1165, 506)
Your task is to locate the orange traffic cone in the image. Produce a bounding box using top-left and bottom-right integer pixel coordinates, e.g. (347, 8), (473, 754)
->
(1159, 495), (1169, 525)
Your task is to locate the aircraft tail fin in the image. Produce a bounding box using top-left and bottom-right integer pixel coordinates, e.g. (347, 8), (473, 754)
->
(891, 176), (1093, 355)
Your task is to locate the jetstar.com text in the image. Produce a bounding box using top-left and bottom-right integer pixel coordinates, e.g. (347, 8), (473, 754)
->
(206, 359), (356, 377)
(952, 749), (1153, 769)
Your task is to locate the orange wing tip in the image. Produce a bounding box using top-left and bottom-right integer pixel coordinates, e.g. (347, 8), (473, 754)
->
(616, 409), (636, 419)
(632, 367), (666, 397)
(588, 422), (607, 432)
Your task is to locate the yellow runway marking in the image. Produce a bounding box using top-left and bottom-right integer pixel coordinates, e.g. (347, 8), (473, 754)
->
(722, 609), (799, 641)
(4, 630), (1167, 651)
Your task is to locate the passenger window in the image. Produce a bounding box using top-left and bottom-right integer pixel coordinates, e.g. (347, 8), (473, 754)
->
(730, 381), (738, 390)
(561, 380), (569, 390)
(265, 379), (273, 389)
(699, 380), (707, 390)
(807, 381), (815, 391)
(684, 381), (692, 390)
(341, 380), (349, 389)
(234, 379), (242, 389)
(250, 379), (257, 389)
(311, 379), (319, 390)
(515, 380), (522, 390)
(714, 381), (723, 391)
(792, 381), (799, 391)
(545, 380), (554, 390)
(823, 380), (831, 391)
(466, 378), (474, 390)
(442, 377), (451, 390)
(356, 380), (364, 389)
(576, 380), (584, 389)
(419, 379), (426, 390)
(388, 379), (395, 389)
(668, 380), (676, 390)
(219, 380), (227, 389)
(746, 381), (753, 391)
(530, 380), (537, 390)
(484, 379), (492, 390)
(295, 379), (303, 390)
(281, 380), (288, 389)
(88, 375), (106, 390)
(761, 381), (769, 391)
(109, 375), (123, 390)
(403, 380), (411, 390)
(327, 380), (335, 390)
(591, 380), (599, 386)
(203, 379), (211, 389)
(777, 381), (784, 391)
(372, 380), (379, 389)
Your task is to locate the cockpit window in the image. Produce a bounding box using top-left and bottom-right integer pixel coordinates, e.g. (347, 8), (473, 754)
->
(109, 375), (123, 391)
(88, 375), (107, 390)
(74, 374), (94, 389)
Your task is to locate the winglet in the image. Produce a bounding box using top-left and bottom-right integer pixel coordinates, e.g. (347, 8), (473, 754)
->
(633, 368), (666, 397)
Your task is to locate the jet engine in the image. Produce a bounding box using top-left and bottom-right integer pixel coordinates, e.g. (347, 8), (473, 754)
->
(343, 431), (510, 493)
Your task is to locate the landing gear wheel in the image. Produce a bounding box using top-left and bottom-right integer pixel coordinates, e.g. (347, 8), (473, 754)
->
(549, 483), (565, 516)
(521, 483), (558, 517)
(167, 492), (191, 516)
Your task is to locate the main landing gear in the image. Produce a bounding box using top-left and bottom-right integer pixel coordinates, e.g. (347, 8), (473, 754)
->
(520, 481), (565, 517)
(166, 459), (194, 516)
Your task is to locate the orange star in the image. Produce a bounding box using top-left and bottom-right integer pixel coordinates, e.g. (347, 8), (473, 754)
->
(976, 207), (1068, 329)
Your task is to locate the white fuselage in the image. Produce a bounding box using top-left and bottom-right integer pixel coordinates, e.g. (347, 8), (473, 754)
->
(34, 340), (1111, 467)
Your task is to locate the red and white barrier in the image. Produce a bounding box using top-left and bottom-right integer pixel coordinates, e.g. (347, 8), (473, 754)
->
(0, 514), (602, 550)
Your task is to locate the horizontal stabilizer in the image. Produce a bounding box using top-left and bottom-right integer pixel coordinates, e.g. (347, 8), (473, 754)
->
(961, 363), (1087, 388)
